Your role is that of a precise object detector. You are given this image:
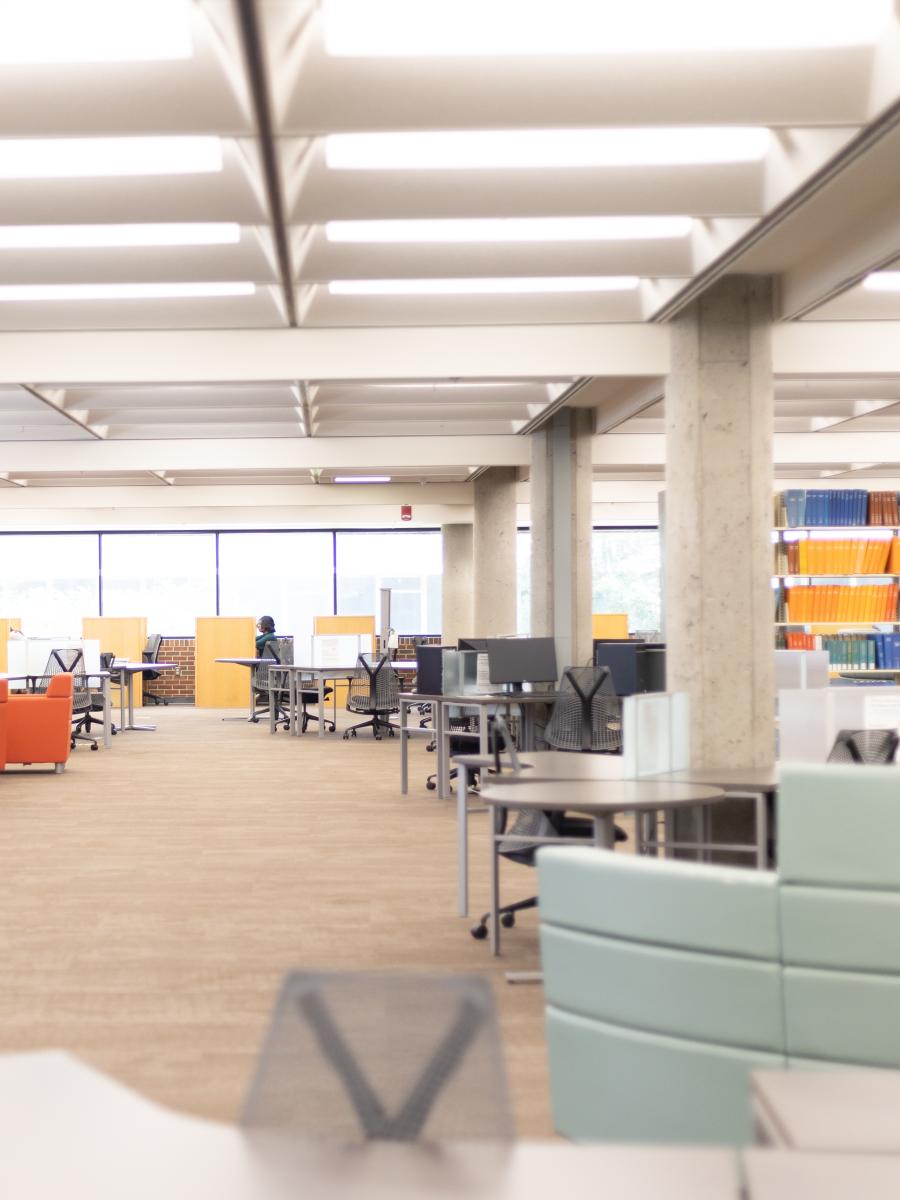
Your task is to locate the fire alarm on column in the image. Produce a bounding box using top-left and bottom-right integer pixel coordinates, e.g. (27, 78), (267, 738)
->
(401, 504), (412, 522)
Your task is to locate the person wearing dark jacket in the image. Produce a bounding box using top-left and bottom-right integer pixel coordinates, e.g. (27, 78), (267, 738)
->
(255, 615), (278, 654)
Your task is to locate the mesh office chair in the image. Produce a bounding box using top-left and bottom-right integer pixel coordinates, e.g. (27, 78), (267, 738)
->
(91, 651), (118, 736)
(39, 648), (99, 751)
(343, 653), (400, 740)
(827, 728), (899, 763)
(142, 634), (167, 706)
(544, 665), (622, 753)
(298, 679), (335, 733)
(242, 971), (513, 1143)
(251, 637), (293, 730)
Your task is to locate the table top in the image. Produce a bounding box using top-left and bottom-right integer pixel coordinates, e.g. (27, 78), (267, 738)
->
(654, 767), (779, 792)
(752, 1068), (900, 1153)
(480, 778), (724, 814)
(454, 751), (625, 782)
(742, 1150), (900, 1199)
(270, 664), (359, 674)
(216, 657), (276, 667)
(0, 1051), (741, 1199)
(111, 662), (177, 672)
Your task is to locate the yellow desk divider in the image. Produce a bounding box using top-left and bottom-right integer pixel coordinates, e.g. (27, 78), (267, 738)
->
(593, 613), (629, 640)
(313, 614), (376, 705)
(195, 616), (255, 708)
(0, 618), (22, 673)
(83, 616), (147, 705)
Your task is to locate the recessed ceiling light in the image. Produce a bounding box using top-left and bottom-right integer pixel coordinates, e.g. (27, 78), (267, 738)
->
(0, 282), (255, 302)
(0, 137), (223, 179)
(323, 0), (891, 55)
(0, 224), (241, 249)
(0, 0), (193, 63)
(333, 476), (393, 484)
(863, 272), (900, 292)
(325, 128), (770, 170)
(328, 277), (639, 295)
(326, 217), (693, 243)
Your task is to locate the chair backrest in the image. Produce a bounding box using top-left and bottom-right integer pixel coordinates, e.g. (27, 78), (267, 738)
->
(537, 846), (783, 1145)
(544, 666), (621, 752)
(777, 763), (900, 1070)
(253, 637), (284, 691)
(347, 653), (399, 713)
(143, 634), (162, 663)
(41, 649), (90, 710)
(826, 728), (898, 763)
(241, 971), (513, 1142)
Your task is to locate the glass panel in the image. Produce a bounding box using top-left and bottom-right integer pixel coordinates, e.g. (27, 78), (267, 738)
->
(336, 532), (442, 634)
(101, 533), (216, 635)
(592, 528), (661, 635)
(0, 533), (99, 636)
(218, 532), (335, 654)
(517, 530), (531, 634)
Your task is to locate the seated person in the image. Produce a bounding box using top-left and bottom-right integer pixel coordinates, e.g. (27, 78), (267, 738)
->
(255, 615), (279, 656)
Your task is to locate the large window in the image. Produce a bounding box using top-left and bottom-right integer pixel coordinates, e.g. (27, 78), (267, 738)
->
(101, 533), (217, 635)
(218, 531), (335, 652)
(592, 528), (661, 634)
(0, 533), (99, 635)
(335, 531), (442, 634)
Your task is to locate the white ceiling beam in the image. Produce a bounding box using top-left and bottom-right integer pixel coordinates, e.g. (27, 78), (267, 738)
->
(22, 384), (106, 440)
(772, 323), (900, 376)
(0, 482), (474, 509)
(0, 436), (530, 474)
(592, 378), (666, 435)
(594, 430), (900, 467)
(0, 326), (667, 383)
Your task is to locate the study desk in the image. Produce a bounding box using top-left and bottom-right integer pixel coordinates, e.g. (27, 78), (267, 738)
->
(0, 1051), (743, 1200)
(480, 778), (724, 955)
(451, 751), (624, 917)
(752, 1068), (900, 1153)
(269, 664), (360, 737)
(651, 766), (777, 868)
(111, 662), (177, 732)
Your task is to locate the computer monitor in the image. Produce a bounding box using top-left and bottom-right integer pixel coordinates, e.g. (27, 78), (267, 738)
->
(485, 637), (558, 690)
(457, 637), (489, 653)
(593, 640), (665, 696)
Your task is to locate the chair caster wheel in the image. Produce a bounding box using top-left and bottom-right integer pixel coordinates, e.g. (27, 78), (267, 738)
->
(388, 729), (395, 738)
(282, 722), (290, 731)
(470, 924), (489, 940)
(501, 913), (515, 928)
(374, 735), (382, 741)
(163, 700), (169, 707)
(426, 780), (436, 791)
(249, 717), (259, 724)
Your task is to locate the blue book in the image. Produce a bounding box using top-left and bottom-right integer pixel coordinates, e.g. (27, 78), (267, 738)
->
(891, 633), (900, 669)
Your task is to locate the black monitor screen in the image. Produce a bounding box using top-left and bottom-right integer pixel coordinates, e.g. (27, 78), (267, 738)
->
(486, 637), (558, 686)
(593, 641), (665, 696)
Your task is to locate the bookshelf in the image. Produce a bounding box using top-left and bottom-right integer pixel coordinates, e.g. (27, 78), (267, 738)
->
(773, 489), (900, 671)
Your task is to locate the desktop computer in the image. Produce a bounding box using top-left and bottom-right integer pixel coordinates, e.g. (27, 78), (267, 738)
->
(593, 639), (666, 696)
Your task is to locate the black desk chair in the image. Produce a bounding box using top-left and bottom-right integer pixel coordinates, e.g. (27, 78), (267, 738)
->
(298, 680), (335, 733)
(827, 728), (899, 763)
(252, 638), (292, 730)
(39, 648), (99, 751)
(343, 653), (400, 740)
(142, 634), (167, 706)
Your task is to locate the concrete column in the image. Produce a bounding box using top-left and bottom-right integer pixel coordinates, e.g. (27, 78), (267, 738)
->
(473, 467), (517, 636)
(530, 409), (594, 670)
(441, 523), (473, 644)
(666, 276), (775, 768)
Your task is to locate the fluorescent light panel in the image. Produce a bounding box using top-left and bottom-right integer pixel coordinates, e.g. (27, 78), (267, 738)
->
(329, 277), (639, 295)
(0, 0), (193, 63)
(333, 476), (392, 483)
(0, 224), (241, 249)
(326, 216), (693, 243)
(325, 128), (770, 170)
(863, 272), (900, 292)
(323, 0), (892, 55)
(0, 137), (223, 179)
(0, 282), (255, 302)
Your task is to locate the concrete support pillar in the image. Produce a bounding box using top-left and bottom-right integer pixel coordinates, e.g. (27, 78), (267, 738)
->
(666, 276), (775, 768)
(530, 409), (594, 670)
(473, 467), (517, 636)
(441, 523), (473, 644)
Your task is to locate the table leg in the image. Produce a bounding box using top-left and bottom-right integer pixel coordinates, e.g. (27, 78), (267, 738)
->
(400, 698), (409, 794)
(456, 763), (470, 917)
(317, 676), (326, 738)
(124, 673), (157, 731)
(119, 674), (126, 732)
(436, 701), (449, 800)
(489, 802), (502, 956)
(102, 676), (112, 748)
(756, 791), (769, 870)
(268, 674), (277, 734)
(593, 813), (616, 849)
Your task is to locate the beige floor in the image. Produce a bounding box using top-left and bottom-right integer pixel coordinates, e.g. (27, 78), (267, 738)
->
(0, 704), (557, 1135)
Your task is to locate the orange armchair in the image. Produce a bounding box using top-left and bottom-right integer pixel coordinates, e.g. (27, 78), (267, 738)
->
(2, 674), (74, 773)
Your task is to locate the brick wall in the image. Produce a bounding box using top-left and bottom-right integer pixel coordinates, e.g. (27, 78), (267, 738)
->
(150, 638), (195, 701)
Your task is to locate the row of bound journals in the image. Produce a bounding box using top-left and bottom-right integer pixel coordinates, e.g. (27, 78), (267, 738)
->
(781, 583), (899, 623)
(781, 631), (900, 670)
(774, 537), (900, 576)
(774, 489), (900, 528)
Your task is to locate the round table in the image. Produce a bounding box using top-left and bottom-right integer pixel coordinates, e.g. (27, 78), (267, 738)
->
(479, 777), (725, 956)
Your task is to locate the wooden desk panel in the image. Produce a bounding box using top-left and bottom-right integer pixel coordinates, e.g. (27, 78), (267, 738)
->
(196, 617), (255, 708)
(83, 616), (147, 705)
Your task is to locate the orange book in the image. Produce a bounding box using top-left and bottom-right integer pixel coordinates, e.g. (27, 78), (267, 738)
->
(890, 537), (900, 574)
(854, 538), (867, 574)
(830, 585), (839, 622)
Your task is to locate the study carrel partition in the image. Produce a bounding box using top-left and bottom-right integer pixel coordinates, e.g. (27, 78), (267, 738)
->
(0, 618), (22, 673)
(313, 615), (375, 706)
(83, 616), (147, 706)
(195, 616), (255, 708)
